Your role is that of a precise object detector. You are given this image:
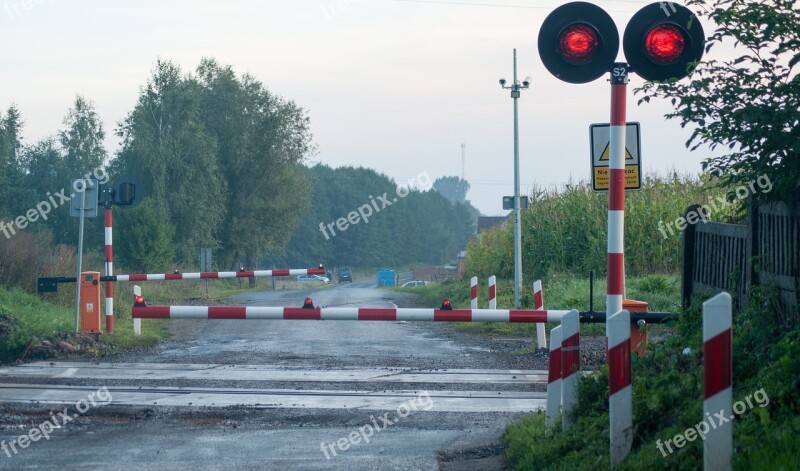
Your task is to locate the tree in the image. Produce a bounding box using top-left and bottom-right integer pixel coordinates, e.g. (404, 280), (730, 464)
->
(115, 198), (175, 273)
(0, 106), (23, 218)
(195, 59), (313, 268)
(637, 0), (800, 201)
(113, 60), (225, 264)
(59, 96), (106, 177)
(433, 176), (471, 204)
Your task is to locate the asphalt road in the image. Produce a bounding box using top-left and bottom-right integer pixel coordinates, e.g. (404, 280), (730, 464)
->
(0, 277), (550, 471)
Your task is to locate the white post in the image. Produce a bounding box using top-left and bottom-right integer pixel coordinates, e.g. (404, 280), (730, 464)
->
(545, 325), (562, 430)
(488, 276), (496, 310)
(703, 292), (732, 471)
(533, 280), (547, 349)
(560, 310), (579, 429)
(470, 276), (478, 309)
(608, 310), (632, 466)
(133, 285), (142, 336)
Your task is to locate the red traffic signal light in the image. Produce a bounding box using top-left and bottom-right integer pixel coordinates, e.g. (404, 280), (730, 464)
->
(440, 299), (453, 311)
(559, 23), (600, 64)
(302, 298), (315, 309)
(623, 2), (704, 81)
(134, 295), (146, 307)
(538, 2), (619, 84)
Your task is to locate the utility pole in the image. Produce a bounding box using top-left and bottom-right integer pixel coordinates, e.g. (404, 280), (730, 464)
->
(499, 49), (530, 309)
(461, 143), (466, 180)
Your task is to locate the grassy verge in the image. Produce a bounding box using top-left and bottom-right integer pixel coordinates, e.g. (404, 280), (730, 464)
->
(0, 278), (265, 363)
(501, 286), (800, 470)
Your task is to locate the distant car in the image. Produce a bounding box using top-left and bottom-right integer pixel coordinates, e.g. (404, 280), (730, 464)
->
(297, 274), (330, 284)
(338, 268), (352, 283)
(401, 280), (430, 288)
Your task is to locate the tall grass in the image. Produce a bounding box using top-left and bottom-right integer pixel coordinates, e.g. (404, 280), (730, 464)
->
(467, 172), (729, 279)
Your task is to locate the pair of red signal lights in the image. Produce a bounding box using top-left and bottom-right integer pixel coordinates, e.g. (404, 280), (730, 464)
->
(538, 1), (705, 83)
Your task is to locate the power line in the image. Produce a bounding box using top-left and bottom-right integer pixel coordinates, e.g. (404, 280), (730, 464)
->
(390, 0), (647, 12)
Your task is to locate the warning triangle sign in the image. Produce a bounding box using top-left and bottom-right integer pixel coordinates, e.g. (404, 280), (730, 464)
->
(599, 143), (634, 161)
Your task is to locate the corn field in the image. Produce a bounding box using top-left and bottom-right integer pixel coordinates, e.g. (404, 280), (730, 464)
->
(466, 172), (735, 279)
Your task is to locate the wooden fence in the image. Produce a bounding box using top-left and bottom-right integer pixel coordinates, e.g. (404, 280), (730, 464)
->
(683, 201), (799, 326)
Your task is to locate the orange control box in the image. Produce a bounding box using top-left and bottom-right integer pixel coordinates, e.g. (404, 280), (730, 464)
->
(80, 272), (101, 333)
(623, 299), (649, 356)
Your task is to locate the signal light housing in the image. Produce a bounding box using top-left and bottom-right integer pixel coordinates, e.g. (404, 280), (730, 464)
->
(440, 299), (453, 311)
(538, 2), (619, 84)
(302, 298), (315, 309)
(623, 2), (704, 81)
(134, 295), (146, 307)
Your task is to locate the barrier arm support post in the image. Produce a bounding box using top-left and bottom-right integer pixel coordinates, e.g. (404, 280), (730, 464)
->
(609, 309), (632, 466)
(534, 280), (547, 349)
(545, 325), (563, 431)
(488, 276), (497, 310)
(133, 285), (142, 336)
(470, 276), (478, 309)
(560, 310), (580, 429)
(703, 292), (732, 471)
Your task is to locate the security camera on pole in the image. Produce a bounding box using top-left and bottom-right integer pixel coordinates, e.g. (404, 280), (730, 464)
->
(538, 1), (705, 465)
(498, 49), (530, 314)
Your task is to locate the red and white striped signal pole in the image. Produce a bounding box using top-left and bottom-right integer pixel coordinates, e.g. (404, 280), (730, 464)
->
(607, 64), (628, 340)
(104, 205), (114, 333)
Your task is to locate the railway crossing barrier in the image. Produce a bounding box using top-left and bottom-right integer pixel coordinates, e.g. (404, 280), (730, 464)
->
(470, 276), (478, 309)
(488, 276), (496, 309)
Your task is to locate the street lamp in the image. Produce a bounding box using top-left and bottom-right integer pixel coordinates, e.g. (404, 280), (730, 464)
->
(499, 48), (529, 310)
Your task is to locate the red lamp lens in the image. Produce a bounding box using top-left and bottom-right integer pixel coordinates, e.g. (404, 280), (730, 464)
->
(559, 23), (600, 64)
(645, 24), (685, 64)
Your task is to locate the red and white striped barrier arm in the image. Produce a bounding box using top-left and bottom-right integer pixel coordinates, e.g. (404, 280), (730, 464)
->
(116, 268), (325, 282)
(545, 325), (562, 430)
(104, 207), (114, 334)
(560, 310), (580, 429)
(470, 276), (478, 309)
(607, 70), (628, 347)
(132, 305), (574, 322)
(488, 276), (496, 310)
(703, 292), (732, 471)
(609, 309), (632, 466)
(533, 280), (547, 349)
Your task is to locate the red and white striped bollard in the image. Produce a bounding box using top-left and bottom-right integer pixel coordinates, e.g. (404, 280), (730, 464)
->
(470, 276), (478, 309)
(608, 309), (632, 466)
(488, 276), (496, 310)
(545, 325), (562, 430)
(703, 292), (732, 471)
(560, 310), (579, 429)
(533, 280), (546, 349)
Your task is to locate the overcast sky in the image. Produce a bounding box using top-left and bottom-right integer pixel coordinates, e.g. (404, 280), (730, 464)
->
(2, 0), (717, 215)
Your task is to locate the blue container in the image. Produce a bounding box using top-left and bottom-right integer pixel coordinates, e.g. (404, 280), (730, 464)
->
(377, 269), (396, 287)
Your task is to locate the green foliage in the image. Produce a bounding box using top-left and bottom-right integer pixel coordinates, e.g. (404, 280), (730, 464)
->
(115, 198), (176, 273)
(113, 60), (225, 264)
(280, 165), (475, 268)
(467, 174), (717, 279)
(637, 0), (800, 202)
(502, 288), (800, 470)
(0, 286), (71, 362)
(433, 175), (470, 204)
